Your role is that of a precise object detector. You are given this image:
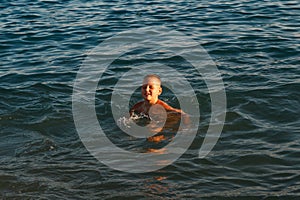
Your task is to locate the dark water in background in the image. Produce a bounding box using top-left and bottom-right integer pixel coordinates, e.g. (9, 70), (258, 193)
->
(1, 0), (300, 199)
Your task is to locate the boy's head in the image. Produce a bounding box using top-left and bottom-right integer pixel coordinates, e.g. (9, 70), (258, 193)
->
(141, 74), (162, 104)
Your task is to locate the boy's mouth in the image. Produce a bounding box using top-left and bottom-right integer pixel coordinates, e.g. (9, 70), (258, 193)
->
(145, 93), (151, 98)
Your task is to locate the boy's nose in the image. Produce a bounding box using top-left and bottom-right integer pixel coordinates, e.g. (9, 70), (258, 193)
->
(146, 86), (150, 92)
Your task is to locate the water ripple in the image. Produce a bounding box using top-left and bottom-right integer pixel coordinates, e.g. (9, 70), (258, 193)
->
(1, 0), (299, 198)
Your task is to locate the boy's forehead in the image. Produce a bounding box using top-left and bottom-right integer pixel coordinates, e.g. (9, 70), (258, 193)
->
(143, 77), (161, 85)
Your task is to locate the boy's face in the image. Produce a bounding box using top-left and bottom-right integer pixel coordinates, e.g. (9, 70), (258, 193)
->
(141, 77), (162, 104)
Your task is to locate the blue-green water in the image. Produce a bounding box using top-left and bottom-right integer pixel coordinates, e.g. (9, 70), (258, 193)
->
(1, 0), (300, 199)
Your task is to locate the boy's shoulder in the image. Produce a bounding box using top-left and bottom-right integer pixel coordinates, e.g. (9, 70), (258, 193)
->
(156, 100), (173, 110)
(157, 99), (183, 113)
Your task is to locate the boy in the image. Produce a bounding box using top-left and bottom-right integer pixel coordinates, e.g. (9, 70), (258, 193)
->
(130, 74), (190, 142)
(130, 74), (189, 121)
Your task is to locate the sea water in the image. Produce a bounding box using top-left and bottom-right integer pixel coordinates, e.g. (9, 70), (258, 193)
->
(0, 0), (299, 199)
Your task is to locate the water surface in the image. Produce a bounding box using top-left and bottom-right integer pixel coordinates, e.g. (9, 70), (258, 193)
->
(0, 0), (300, 199)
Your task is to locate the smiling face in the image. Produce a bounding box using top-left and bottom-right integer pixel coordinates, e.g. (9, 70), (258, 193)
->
(141, 76), (162, 105)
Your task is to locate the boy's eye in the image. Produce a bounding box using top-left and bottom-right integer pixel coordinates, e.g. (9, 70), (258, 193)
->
(142, 85), (153, 89)
(142, 85), (157, 90)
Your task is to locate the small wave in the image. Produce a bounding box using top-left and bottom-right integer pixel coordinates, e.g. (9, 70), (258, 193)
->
(117, 113), (151, 129)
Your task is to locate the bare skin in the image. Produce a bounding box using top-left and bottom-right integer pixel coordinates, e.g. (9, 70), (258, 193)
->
(130, 75), (185, 115)
(130, 75), (190, 142)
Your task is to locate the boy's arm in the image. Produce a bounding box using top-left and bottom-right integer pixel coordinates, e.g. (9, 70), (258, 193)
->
(158, 100), (190, 125)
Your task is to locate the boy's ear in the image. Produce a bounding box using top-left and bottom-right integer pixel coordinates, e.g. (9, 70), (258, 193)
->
(158, 86), (162, 95)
